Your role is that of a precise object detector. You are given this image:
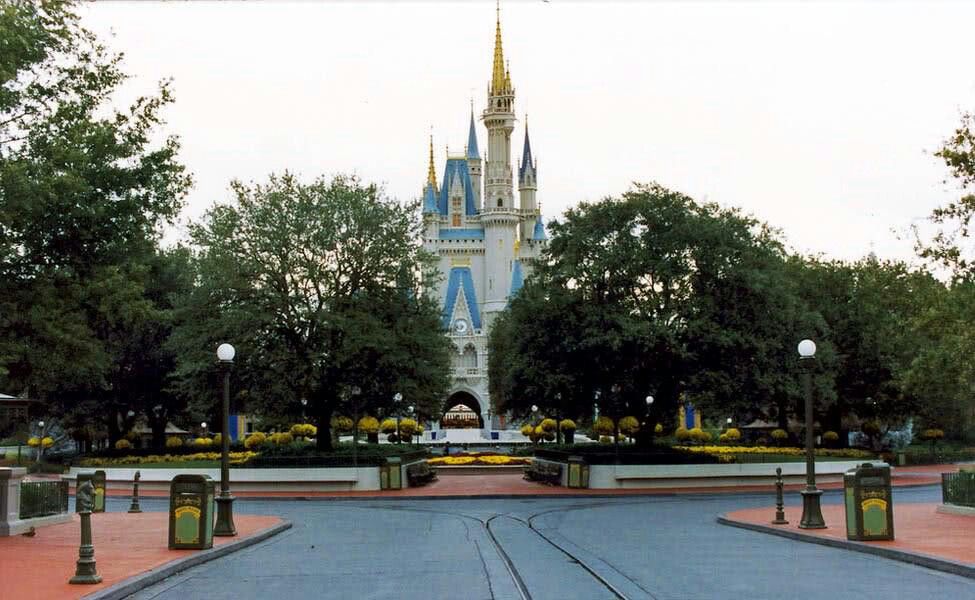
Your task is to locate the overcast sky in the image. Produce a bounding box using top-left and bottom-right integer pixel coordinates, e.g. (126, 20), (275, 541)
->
(79, 1), (975, 264)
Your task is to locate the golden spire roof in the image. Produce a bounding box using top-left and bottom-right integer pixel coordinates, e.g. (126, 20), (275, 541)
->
(427, 133), (437, 189)
(491, 1), (507, 94)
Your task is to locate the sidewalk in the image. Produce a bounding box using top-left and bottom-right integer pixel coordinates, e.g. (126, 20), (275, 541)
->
(0, 512), (288, 600)
(721, 501), (975, 579)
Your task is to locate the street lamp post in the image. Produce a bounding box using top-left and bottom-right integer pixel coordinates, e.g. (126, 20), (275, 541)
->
(798, 339), (826, 529)
(350, 386), (361, 467)
(393, 393), (403, 444)
(555, 393), (562, 444)
(37, 420), (45, 461)
(407, 405), (415, 444)
(531, 404), (539, 444)
(213, 343), (237, 537)
(201, 422), (207, 438)
(645, 395), (654, 444)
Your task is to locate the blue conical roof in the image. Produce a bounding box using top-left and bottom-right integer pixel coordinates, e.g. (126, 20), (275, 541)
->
(422, 182), (438, 213)
(519, 123), (534, 181)
(532, 215), (547, 241)
(466, 111), (480, 160)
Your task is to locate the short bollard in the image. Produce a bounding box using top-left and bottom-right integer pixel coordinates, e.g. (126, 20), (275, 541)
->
(128, 470), (142, 514)
(772, 467), (789, 525)
(69, 480), (102, 585)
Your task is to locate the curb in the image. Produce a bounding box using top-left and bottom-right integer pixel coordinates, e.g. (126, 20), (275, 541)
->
(716, 514), (975, 580)
(81, 520), (293, 600)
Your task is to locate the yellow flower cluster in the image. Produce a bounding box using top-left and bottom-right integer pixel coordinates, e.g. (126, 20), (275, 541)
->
(676, 445), (874, 458)
(79, 451), (258, 467)
(427, 454), (531, 466)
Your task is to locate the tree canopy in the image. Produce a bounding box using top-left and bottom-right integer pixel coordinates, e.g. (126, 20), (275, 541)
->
(173, 173), (451, 449)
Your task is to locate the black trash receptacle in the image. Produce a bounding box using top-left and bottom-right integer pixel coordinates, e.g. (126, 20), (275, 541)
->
(168, 474), (215, 549)
(75, 470), (106, 513)
(843, 462), (894, 541)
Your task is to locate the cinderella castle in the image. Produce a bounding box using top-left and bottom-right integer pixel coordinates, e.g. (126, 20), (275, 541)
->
(422, 6), (546, 436)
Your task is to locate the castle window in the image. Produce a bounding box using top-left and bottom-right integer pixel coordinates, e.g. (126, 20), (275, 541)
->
(461, 344), (478, 368)
(497, 198), (503, 207)
(452, 215), (461, 226)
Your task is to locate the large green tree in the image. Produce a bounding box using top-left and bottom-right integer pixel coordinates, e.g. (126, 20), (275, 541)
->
(490, 183), (827, 445)
(173, 173), (450, 449)
(0, 0), (191, 441)
(917, 111), (975, 277)
(787, 255), (946, 446)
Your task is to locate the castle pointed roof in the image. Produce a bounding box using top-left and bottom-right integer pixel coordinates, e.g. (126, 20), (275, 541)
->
(427, 134), (438, 189)
(422, 182), (438, 214)
(532, 215), (547, 241)
(510, 259), (524, 297)
(439, 158), (479, 216)
(519, 119), (534, 181)
(491, 2), (508, 95)
(466, 110), (480, 160)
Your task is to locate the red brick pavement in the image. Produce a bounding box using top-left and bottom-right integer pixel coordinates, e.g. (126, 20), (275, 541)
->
(725, 502), (975, 571)
(0, 513), (282, 600)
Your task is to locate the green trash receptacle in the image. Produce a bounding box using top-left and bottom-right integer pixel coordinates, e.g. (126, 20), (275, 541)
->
(76, 470), (106, 513)
(843, 462), (894, 541)
(386, 457), (402, 490)
(566, 456), (589, 489)
(168, 474), (215, 549)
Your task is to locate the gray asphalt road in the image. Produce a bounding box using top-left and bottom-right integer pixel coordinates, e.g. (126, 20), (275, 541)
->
(116, 485), (975, 600)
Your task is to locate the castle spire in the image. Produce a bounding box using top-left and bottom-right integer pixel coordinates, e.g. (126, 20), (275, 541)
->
(519, 116), (533, 180)
(427, 132), (437, 189)
(466, 107), (480, 160)
(491, 1), (506, 94)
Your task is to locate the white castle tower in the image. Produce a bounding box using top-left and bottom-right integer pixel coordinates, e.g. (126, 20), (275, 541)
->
(421, 5), (547, 436)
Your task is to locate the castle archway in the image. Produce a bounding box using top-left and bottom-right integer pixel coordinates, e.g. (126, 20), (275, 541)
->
(441, 391), (484, 429)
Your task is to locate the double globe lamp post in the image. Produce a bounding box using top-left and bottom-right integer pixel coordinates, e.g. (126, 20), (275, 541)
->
(798, 338), (826, 529)
(214, 343), (237, 537)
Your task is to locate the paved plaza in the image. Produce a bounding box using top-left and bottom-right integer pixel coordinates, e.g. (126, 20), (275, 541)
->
(115, 485), (974, 600)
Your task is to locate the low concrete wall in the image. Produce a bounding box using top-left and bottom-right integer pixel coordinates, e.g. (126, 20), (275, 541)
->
(65, 466), (382, 492)
(587, 460), (882, 489)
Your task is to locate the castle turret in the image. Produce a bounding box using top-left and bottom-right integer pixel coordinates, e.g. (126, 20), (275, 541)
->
(481, 4), (519, 319)
(466, 108), (482, 210)
(422, 135), (440, 241)
(482, 4), (515, 211)
(518, 119), (537, 241)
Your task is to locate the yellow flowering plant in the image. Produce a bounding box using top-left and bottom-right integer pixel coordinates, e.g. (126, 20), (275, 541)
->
(358, 416), (379, 434)
(41, 437), (54, 448)
(244, 432), (266, 449)
(593, 417), (615, 436)
(115, 439), (132, 450)
(165, 436), (184, 448)
(79, 451), (258, 467)
(27, 437), (40, 447)
(559, 419), (576, 431)
(619, 416), (640, 435)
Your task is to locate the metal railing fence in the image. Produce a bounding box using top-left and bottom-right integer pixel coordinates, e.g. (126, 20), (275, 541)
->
(19, 480), (69, 519)
(942, 472), (975, 507)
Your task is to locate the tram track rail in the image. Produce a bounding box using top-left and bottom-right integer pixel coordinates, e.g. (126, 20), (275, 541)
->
(350, 500), (656, 600)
